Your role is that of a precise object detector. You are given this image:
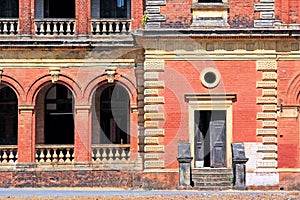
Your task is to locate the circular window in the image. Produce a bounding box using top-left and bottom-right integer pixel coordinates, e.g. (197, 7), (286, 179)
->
(200, 68), (221, 88)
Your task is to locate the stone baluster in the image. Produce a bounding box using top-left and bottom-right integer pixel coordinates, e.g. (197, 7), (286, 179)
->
(9, 150), (15, 163)
(121, 148), (127, 161)
(46, 149), (52, 163)
(9, 22), (14, 35)
(95, 149), (101, 162)
(115, 148), (121, 160)
(95, 22), (101, 34)
(59, 23), (64, 35)
(108, 147), (114, 161)
(122, 22), (127, 34)
(108, 22), (113, 33)
(3, 22), (8, 34)
(58, 149), (64, 162)
(102, 148), (108, 161)
(102, 22), (107, 34)
(66, 22), (72, 35)
(39, 149), (45, 163)
(46, 22), (51, 35)
(53, 22), (58, 35)
(2, 151), (8, 163)
(115, 22), (120, 33)
(40, 23), (45, 35)
(65, 148), (71, 163)
(52, 148), (58, 162)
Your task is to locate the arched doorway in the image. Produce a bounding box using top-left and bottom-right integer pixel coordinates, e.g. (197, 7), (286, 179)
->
(92, 84), (130, 144)
(44, 84), (74, 144)
(0, 85), (18, 145)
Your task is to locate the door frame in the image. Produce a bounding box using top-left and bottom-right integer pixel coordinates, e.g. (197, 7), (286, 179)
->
(185, 94), (236, 169)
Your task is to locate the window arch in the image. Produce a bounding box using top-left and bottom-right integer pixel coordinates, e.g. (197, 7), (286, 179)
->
(0, 85), (18, 145)
(92, 84), (130, 144)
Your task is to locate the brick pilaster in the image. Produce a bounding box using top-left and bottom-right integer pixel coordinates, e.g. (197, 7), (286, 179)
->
(74, 105), (92, 162)
(76, 0), (89, 34)
(18, 105), (35, 162)
(19, 0), (32, 34)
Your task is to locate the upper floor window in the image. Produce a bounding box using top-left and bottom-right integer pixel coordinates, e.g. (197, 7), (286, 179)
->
(91, 0), (131, 19)
(35, 0), (75, 18)
(0, 0), (18, 18)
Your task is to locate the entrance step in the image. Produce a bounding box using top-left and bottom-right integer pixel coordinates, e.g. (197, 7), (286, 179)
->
(192, 168), (233, 190)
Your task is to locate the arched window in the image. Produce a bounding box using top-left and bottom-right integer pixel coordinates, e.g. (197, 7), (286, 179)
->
(44, 84), (74, 144)
(0, 86), (18, 145)
(0, 0), (18, 18)
(92, 84), (130, 144)
(91, 0), (131, 19)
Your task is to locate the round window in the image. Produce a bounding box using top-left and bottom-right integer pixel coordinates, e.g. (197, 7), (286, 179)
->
(200, 68), (221, 88)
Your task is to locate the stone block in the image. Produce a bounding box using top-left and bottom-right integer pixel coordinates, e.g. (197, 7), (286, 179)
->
(144, 160), (165, 169)
(145, 129), (164, 137)
(144, 60), (165, 71)
(144, 96), (165, 104)
(144, 113), (165, 120)
(256, 128), (277, 136)
(256, 81), (277, 89)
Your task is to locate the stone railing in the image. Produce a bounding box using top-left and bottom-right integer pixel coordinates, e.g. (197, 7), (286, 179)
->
(90, 19), (131, 35)
(0, 145), (18, 164)
(92, 144), (130, 162)
(34, 19), (76, 35)
(36, 145), (74, 164)
(0, 18), (19, 35)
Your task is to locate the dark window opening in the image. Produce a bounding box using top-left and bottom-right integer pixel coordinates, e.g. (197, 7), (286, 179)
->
(35, 0), (75, 18)
(91, 0), (131, 18)
(0, 0), (19, 18)
(93, 84), (130, 145)
(44, 85), (74, 144)
(0, 86), (18, 145)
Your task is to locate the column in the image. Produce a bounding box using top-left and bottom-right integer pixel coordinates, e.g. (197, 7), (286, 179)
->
(17, 105), (35, 163)
(19, 0), (32, 34)
(76, 0), (89, 34)
(143, 59), (165, 169)
(74, 105), (92, 163)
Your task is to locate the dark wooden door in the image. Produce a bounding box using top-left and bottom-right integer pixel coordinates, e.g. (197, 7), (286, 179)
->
(210, 120), (226, 167)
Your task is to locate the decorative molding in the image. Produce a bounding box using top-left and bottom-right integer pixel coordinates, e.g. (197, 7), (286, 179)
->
(105, 67), (117, 83)
(185, 93), (237, 102)
(49, 67), (60, 83)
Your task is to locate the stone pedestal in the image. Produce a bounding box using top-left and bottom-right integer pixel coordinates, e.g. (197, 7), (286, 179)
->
(232, 143), (249, 190)
(177, 143), (193, 188)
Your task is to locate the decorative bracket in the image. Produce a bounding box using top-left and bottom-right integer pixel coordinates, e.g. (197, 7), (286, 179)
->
(49, 67), (60, 83)
(105, 67), (117, 83)
(0, 68), (3, 84)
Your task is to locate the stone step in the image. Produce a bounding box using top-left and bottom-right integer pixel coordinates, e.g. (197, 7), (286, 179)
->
(192, 176), (231, 182)
(194, 180), (232, 187)
(193, 185), (232, 190)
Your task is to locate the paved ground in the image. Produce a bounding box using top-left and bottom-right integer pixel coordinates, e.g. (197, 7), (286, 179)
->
(0, 188), (299, 200)
(0, 188), (300, 200)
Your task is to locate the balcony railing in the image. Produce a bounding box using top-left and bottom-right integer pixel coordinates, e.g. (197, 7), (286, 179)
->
(92, 144), (130, 162)
(0, 145), (18, 164)
(34, 19), (76, 35)
(90, 19), (131, 35)
(36, 145), (74, 164)
(0, 18), (19, 35)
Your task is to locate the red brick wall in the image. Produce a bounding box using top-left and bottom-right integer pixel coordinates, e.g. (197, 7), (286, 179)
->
(162, 60), (258, 168)
(160, 0), (192, 28)
(275, 0), (300, 24)
(228, 0), (255, 28)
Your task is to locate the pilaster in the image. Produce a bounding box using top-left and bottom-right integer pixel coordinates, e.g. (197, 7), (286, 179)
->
(143, 59), (165, 169)
(256, 60), (278, 169)
(18, 105), (35, 163)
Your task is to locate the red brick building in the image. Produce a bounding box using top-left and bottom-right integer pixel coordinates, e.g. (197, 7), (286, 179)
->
(0, 0), (299, 190)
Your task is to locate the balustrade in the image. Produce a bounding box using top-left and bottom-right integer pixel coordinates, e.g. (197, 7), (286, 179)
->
(92, 144), (130, 162)
(34, 19), (76, 35)
(0, 146), (18, 164)
(36, 145), (74, 164)
(90, 19), (131, 35)
(0, 19), (19, 35)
